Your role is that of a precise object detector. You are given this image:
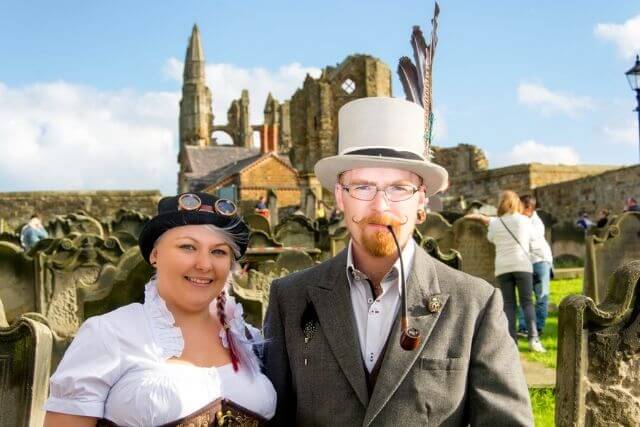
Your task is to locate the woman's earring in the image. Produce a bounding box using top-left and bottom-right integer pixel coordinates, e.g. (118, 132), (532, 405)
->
(417, 209), (426, 223)
(151, 261), (157, 267)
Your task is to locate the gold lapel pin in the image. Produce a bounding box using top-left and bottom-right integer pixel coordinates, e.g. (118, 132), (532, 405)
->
(426, 295), (442, 313)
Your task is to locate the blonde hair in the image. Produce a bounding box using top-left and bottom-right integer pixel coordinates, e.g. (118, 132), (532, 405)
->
(498, 190), (522, 216)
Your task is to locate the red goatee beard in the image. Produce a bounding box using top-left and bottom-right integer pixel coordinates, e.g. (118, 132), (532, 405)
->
(358, 214), (403, 258)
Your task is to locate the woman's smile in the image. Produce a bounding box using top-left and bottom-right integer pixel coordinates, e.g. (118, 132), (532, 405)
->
(184, 276), (214, 287)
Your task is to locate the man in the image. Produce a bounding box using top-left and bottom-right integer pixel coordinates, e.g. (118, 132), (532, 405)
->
(575, 211), (593, 230)
(263, 97), (533, 426)
(20, 213), (49, 250)
(517, 195), (553, 337)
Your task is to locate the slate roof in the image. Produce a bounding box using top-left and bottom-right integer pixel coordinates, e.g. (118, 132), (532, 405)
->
(183, 146), (294, 192)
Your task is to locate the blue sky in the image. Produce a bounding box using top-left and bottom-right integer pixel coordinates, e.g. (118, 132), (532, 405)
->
(1, 1), (639, 195)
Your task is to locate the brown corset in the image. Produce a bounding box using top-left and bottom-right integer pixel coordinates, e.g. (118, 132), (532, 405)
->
(96, 398), (266, 427)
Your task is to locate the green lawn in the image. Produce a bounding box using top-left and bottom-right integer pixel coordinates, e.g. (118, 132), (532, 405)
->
(524, 278), (583, 426)
(518, 277), (583, 368)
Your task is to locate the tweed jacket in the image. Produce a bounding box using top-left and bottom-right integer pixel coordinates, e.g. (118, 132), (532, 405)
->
(263, 246), (533, 426)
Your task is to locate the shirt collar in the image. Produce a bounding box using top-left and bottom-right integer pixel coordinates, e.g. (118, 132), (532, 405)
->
(346, 237), (416, 291)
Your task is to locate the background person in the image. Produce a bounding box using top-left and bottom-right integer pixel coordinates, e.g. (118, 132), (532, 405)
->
(517, 195), (553, 337)
(20, 213), (48, 250)
(44, 193), (275, 427)
(486, 190), (545, 353)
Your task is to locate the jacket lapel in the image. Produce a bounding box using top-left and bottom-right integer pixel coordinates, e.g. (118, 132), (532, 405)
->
(364, 247), (450, 425)
(307, 250), (369, 407)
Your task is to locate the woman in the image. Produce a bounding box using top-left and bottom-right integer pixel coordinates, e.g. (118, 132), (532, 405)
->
(44, 192), (276, 426)
(485, 191), (545, 353)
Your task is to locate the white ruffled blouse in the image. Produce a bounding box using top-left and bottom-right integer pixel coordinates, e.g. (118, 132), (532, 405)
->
(45, 281), (276, 426)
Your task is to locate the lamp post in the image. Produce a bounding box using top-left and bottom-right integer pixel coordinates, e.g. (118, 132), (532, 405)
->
(625, 55), (640, 163)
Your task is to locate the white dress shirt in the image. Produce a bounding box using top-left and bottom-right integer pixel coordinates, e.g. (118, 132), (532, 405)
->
(346, 238), (416, 372)
(45, 281), (276, 426)
(529, 211), (553, 263)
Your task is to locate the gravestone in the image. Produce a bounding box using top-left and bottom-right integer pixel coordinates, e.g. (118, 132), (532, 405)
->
(304, 189), (317, 220)
(248, 230), (282, 248)
(584, 212), (640, 304)
(329, 226), (350, 257)
(273, 250), (314, 273)
(419, 237), (461, 270)
(0, 315), (52, 427)
(556, 260), (640, 426)
(109, 209), (150, 239)
(246, 214), (272, 236)
(231, 269), (284, 327)
(416, 212), (453, 252)
(0, 232), (20, 247)
(46, 212), (104, 239)
(0, 242), (36, 321)
(274, 216), (316, 248)
(452, 217), (495, 285)
(551, 221), (586, 267)
(267, 189), (279, 227)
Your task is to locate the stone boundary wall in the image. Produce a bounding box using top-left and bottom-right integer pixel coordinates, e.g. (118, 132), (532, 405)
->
(535, 164), (640, 223)
(0, 190), (162, 231)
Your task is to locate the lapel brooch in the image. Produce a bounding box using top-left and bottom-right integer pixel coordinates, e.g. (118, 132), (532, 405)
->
(426, 295), (442, 314)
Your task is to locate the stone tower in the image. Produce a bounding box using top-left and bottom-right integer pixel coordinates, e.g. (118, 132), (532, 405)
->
(179, 24), (214, 149)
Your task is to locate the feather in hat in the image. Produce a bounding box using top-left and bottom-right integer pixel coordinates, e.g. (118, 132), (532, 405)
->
(397, 2), (440, 159)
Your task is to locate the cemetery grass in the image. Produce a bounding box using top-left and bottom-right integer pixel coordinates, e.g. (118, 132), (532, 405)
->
(530, 388), (555, 427)
(518, 277), (583, 368)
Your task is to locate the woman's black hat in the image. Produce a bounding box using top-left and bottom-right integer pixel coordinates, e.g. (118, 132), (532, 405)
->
(138, 192), (249, 263)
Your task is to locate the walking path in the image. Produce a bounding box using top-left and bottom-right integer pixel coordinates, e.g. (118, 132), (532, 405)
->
(521, 357), (556, 388)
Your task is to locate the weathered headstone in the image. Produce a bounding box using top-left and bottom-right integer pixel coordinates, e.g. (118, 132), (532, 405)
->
(267, 189), (279, 227)
(329, 226), (350, 257)
(0, 242), (36, 321)
(109, 209), (150, 239)
(273, 250), (314, 273)
(419, 236), (461, 270)
(0, 232), (20, 247)
(584, 212), (640, 304)
(452, 217), (495, 285)
(245, 214), (272, 236)
(46, 212), (104, 239)
(0, 315), (52, 427)
(556, 260), (640, 426)
(551, 221), (586, 267)
(274, 216), (316, 248)
(416, 212), (453, 252)
(304, 189), (317, 221)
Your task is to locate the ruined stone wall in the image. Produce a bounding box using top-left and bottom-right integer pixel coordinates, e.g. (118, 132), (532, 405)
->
(432, 144), (488, 177)
(444, 163), (621, 212)
(288, 54), (391, 176)
(0, 191), (161, 231)
(535, 164), (640, 221)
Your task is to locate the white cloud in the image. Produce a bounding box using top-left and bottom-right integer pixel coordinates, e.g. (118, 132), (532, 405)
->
(517, 83), (595, 118)
(164, 58), (321, 128)
(603, 121), (637, 146)
(0, 60), (322, 194)
(595, 15), (640, 59)
(0, 81), (180, 195)
(492, 140), (580, 167)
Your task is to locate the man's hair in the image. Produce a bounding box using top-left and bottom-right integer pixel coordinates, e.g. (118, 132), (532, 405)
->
(30, 213), (40, 219)
(519, 194), (536, 210)
(498, 190), (522, 216)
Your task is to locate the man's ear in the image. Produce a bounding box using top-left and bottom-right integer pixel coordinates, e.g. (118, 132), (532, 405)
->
(335, 183), (345, 211)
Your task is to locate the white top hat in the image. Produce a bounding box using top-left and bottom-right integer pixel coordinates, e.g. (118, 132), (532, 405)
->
(314, 97), (449, 197)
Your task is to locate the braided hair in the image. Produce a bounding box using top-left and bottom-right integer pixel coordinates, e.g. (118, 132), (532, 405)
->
(216, 291), (240, 372)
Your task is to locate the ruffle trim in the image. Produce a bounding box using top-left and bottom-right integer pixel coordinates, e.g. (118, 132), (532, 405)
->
(143, 279), (184, 360)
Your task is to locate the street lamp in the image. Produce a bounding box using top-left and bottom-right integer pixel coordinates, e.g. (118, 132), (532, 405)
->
(625, 55), (640, 162)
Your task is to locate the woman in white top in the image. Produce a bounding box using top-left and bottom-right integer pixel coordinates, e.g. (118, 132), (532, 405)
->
(485, 191), (545, 353)
(44, 192), (276, 426)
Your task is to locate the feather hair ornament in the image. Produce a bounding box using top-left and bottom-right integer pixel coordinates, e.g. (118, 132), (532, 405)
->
(397, 1), (440, 159)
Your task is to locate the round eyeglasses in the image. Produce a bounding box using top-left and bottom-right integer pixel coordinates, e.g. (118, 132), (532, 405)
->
(341, 184), (422, 202)
(177, 193), (238, 216)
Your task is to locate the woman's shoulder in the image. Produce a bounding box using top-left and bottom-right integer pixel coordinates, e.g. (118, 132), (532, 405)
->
(81, 303), (146, 340)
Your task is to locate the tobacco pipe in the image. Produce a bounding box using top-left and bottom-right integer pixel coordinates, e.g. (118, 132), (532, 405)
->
(387, 225), (421, 351)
